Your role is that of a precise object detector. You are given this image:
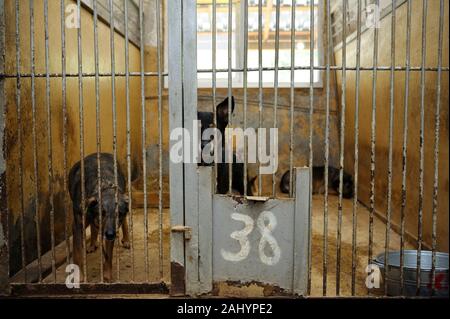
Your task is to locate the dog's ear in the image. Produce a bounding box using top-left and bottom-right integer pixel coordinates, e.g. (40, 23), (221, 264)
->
(119, 194), (130, 214)
(123, 194), (129, 207)
(248, 175), (258, 196)
(331, 177), (340, 191)
(86, 196), (98, 209)
(216, 96), (235, 126)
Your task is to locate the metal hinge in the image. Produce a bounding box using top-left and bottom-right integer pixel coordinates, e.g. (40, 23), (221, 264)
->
(171, 225), (192, 240)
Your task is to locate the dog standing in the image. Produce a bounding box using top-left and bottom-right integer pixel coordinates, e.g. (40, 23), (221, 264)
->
(280, 166), (354, 198)
(198, 96), (257, 196)
(68, 153), (130, 282)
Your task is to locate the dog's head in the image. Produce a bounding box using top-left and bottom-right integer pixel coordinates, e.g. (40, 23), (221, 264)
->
(247, 175), (258, 196)
(342, 173), (354, 198)
(331, 171), (354, 199)
(86, 188), (129, 241)
(280, 170), (291, 194)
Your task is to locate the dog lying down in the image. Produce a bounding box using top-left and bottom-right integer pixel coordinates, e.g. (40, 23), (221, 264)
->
(280, 166), (354, 199)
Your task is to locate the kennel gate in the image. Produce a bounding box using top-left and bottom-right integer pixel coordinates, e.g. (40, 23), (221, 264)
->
(168, 0), (311, 296)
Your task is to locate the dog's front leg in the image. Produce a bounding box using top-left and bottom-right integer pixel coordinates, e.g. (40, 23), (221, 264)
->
(103, 239), (114, 282)
(121, 217), (130, 249)
(87, 222), (99, 253)
(72, 210), (84, 282)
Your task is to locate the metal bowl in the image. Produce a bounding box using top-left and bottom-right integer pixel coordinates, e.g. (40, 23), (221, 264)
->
(373, 250), (449, 297)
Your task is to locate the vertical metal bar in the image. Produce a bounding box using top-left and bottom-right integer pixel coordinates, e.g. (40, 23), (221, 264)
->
(29, 0), (42, 282)
(212, 0), (217, 194)
(399, 0), (412, 296)
(156, 0), (164, 279)
(336, 0), (346, 296)
(368, 0), (379, 295)
(60, 0), (71, 268)
(431, 0), (444, 297)
(243, 0), (248, 197)
(307, 0), (315, 295)
(123, 0), (134, 283)
(257, 0), (263, 196)
(227, 0), (232, 194)
(182, 0), (199, 295)
(416, 0), (427, 296)
(0, 0), (8, 296)
(323, 0), (331, 296)
(272, 0), (280, 197)
(108, 0), (120, 282)
(168, 0), (185, 296)
(44, 0), (56, 283)
(384, 0), (396, 296)
(351, 0), (362, 296)
(93, 0), (104, 283)
(14, 0), (26, 283)
(288, 0), (296, 198)
(139, 0), (149, 282)
(76, 0), (88, 282)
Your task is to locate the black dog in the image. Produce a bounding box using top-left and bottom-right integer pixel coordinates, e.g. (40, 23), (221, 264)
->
(198, 96), (257, 196)
(68, 153), (130, 282)
(280, 166), (354, 199)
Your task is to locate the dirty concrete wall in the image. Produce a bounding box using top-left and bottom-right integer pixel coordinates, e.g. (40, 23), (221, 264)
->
(334, 0), (449, 252)
(142, 0), (170, 195)
(4, 0), (143, 275)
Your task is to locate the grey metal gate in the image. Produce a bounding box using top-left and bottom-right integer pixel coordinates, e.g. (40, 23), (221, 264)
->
(167, 0), (449, 298)
(168, 0), (311, 296)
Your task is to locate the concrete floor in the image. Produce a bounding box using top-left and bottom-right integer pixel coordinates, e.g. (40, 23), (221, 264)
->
(44, 208), (171, 284)
(44, 195), (414, 297)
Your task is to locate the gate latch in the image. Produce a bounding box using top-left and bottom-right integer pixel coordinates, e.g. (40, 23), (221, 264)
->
(171, 225), (192, 240)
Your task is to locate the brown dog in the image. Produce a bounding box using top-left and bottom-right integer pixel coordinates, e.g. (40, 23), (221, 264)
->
(69, 153), (130, 282)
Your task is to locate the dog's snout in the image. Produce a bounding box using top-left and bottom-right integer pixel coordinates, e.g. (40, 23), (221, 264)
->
(105, 229), (116, 241)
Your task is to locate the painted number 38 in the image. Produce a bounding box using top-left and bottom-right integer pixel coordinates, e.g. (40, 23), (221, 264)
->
(221, 211), (281, 266)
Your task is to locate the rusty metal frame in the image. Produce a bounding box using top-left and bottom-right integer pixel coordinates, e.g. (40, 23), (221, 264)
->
(0, 0), (9, 297)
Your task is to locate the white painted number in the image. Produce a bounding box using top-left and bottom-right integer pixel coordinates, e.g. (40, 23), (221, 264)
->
(221, 211), (281, 265)
(221, 213), (254, 262)
(257, 211), (281, 266)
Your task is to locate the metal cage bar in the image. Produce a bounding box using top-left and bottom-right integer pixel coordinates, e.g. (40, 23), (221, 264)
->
(368, 0), (380, 295)
(431, 0), (444, 297)
(351, 0), (362, 297)
(29, 0), (42, 283)
(44, 0), (56, 284)
(76, 0), (88, 283)
(416, 0), (428, 295)
(93, 0), (105, 283)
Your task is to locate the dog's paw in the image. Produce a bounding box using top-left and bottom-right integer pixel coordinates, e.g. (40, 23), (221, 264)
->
(121, 239), (131, 249)
(87, 244), (98, 253)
